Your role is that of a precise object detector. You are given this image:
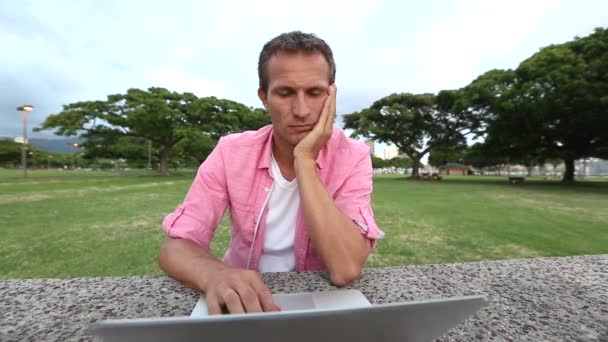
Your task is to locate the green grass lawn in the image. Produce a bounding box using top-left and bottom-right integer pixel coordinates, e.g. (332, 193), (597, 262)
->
(1, 169), (607, 279)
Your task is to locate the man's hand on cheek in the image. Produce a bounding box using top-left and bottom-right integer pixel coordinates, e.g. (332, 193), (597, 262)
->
(294, 84), (336, 162)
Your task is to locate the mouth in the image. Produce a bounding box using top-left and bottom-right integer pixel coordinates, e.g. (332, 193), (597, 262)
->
(290, 124), (315, 133)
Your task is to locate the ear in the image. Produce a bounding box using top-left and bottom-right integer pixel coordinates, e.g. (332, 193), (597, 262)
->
(258, 88), (269, 109)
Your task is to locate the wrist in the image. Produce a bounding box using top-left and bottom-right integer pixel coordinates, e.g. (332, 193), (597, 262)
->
(293, 149), (316, 162)
(294, 155), (316, 172)
(196, 261), (228, 292)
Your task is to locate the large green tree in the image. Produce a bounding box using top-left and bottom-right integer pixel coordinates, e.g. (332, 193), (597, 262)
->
(371, 155), (386, 169)
(454, 69), (552, 171)
(514, 27), (608, 181)
(344, 91), (469, 177)
(461, 143), (506, 171)
(0, 140), (70, 169)
(0, 140), (22, 167)
(427, 138), (468, 168)
(36, 87), (270, 175)
(456, 27), (608, 182)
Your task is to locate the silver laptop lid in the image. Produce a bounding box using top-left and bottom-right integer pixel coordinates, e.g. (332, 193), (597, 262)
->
(92, 295), (487, 342)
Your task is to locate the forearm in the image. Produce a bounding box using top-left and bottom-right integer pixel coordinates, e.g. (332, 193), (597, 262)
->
(158, 237), (228, 292)
(295, 158), (370, 286)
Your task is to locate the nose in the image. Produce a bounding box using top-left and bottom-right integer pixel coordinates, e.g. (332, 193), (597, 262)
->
(292, 93), (311, 119)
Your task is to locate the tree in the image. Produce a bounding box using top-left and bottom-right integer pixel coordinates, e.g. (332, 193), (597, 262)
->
(371, 155), (387, 169)
(457, 27), (608, 182)
(171, 130), (216, 168)
(0, 140), (69, 169)
(451, 69), (517, 136)
(386, 156), (413, 169)
(36, 87), (271, 176)
(428, 139), (467, 167)
(0, 140), (22, 167)
(81, 134), (151, 166)
(513, 27), (608, 181)
(460, 142), (507, 174)
(344, 91), (469, 177)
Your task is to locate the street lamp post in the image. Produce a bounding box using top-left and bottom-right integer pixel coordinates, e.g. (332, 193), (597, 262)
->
(16, 105), (34, 178)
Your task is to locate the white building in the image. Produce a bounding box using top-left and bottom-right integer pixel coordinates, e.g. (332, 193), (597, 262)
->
(384, 145), (399, 160)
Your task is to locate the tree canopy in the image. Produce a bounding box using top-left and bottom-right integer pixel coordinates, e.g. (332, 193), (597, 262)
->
(344, 91), (469, 177)
(35, 87), (270, 175)
(454, 27), (608, 181)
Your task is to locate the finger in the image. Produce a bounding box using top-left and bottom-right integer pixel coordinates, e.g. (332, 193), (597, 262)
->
(248, 273), (281, 312)
(331, 84), (337, 122)
(222, 288), (245, 314)
(233, 282), (263, 313)
(319, 84), (335, 133)
(258, 287), (281, 312)
(206, 294), (223, 316)
(316, 86), (333, 129)
(326, 85), (337, 130)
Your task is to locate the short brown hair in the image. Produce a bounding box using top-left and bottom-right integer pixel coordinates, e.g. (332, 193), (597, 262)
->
(258, 31), (336, 93)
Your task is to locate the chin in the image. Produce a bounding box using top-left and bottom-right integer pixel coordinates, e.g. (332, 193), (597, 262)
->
(289, 139), (302, 147)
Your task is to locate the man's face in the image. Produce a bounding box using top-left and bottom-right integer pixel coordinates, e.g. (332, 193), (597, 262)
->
(258, 51), (331, 149)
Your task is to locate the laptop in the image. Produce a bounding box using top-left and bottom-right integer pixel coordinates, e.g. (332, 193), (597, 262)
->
(91, 290), (487, 342)
(190, 289), (374, 316)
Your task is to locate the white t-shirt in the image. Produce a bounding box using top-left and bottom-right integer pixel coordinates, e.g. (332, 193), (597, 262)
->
(258, 153), (300, 272)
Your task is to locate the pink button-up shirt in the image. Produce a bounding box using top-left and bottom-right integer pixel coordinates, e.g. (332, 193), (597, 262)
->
(162, 125), (384, 272)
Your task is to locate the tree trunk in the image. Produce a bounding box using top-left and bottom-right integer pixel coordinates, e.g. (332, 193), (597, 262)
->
(526, 165), (533, 177)
(160, 145), (170, 176)
(411, 158), (421, 178)
(562, 159), (575, 182)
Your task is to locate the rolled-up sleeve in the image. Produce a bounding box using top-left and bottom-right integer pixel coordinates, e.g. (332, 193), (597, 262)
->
(162, 139), (229, 250)
(334, 151), (385, 249)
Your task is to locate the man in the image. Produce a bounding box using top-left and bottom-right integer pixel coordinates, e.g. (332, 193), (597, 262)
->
(158, 31), (384, 315)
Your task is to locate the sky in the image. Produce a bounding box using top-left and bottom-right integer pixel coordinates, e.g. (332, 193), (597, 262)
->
(1, 0), (607, 156)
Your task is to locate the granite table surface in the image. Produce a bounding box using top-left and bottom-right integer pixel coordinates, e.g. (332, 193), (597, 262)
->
(1, 254), (607, 341)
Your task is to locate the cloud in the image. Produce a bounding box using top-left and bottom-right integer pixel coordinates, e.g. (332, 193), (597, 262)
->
(175, 47), (196, 59)
(368, 0), (559, 92)
(0, 58), (86, 139)
(418, 0), (559, 88)
(2, 0), (604, 142)
(147, 69), (225, 97)
(204, 0), (377, 47)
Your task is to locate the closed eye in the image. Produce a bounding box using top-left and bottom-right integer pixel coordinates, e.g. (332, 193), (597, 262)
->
(275, 89), (293, 97)
(308, 88), (326, 97)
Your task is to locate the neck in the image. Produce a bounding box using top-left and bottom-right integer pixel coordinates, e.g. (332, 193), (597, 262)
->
(272, 135), (296, 180)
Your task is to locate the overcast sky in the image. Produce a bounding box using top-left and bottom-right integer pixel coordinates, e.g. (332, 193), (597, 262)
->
(2, 0), (607, 150)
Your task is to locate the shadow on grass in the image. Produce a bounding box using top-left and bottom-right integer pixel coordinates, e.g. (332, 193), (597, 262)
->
(375, 175), (608, 195)
(0, 169), (198, 182)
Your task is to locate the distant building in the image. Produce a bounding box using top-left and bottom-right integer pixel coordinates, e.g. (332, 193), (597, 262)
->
(577, 158), (608, 176)
(439, 163), (473, 176)
(384, 145), (399, 160)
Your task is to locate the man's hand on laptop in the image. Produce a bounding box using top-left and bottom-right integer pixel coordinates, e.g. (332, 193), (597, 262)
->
(203, 267), (281, 315)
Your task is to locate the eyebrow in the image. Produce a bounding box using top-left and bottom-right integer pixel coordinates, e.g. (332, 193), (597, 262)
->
(307, 85), (327, 92)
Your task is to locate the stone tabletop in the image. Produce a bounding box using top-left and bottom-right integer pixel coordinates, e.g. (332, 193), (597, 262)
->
(1, 255), (607, 341)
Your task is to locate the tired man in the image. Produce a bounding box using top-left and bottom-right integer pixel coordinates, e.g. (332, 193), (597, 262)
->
(159, 31), (384, 315)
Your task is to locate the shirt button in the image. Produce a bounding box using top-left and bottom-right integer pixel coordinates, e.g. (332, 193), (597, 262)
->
(264, 187), (270, 192)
